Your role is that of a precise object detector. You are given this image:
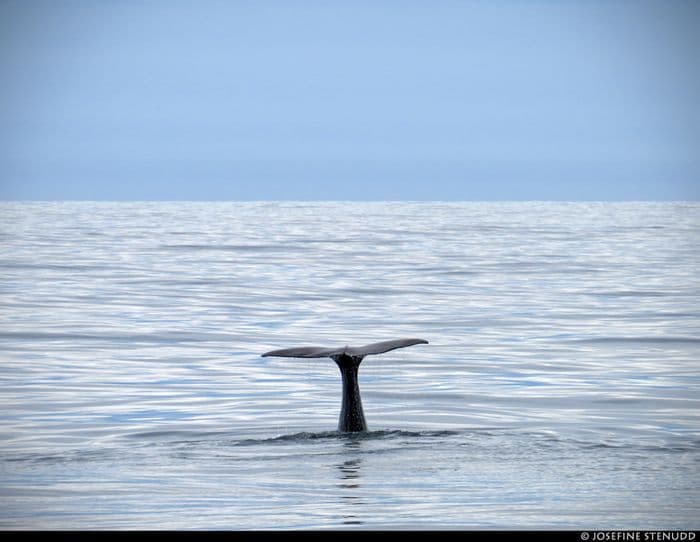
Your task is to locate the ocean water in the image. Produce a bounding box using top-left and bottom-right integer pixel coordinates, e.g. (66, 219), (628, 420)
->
(0, 201), (699, 530)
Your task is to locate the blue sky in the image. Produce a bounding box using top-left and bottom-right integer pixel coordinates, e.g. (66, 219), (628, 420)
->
(1, 0), (698, 200)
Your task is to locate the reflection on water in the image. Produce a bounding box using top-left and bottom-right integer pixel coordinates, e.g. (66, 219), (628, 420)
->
(0, 202), (699, 529)
(337, 438), (365, 525)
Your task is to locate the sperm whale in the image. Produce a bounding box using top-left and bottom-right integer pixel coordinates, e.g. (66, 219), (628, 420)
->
(261, 338), (429, 432)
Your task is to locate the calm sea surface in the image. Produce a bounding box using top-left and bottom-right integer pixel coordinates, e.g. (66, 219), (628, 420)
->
(1, 201), (699, 529)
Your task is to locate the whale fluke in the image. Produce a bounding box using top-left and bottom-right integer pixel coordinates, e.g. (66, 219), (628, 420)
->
(261, 338), (429, 432)
(345, 338), (429, 357)
(261, 346), (339, 358)
(261, 338), (428, 359)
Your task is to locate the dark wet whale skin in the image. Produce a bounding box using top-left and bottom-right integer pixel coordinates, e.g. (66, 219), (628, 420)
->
(332, 353), (367, 432)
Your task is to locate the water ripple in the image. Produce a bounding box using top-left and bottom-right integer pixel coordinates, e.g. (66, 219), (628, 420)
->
(1, 201), (699, 529)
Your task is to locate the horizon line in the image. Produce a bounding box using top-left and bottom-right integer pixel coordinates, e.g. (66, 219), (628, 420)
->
(1, 199), (698, 204)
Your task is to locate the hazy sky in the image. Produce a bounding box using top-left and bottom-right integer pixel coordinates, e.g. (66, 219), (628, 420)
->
(1, 0), (698, 200)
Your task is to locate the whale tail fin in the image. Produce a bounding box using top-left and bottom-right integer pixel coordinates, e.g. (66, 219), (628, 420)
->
(261, 346), (339, 358)
(260, 338), (428, 433)
(345, 338), (428, 357)
(261, 338), (428, 359)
